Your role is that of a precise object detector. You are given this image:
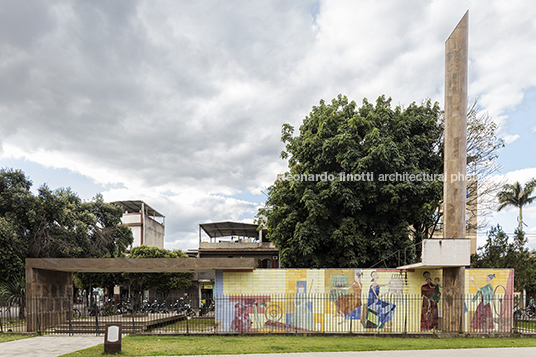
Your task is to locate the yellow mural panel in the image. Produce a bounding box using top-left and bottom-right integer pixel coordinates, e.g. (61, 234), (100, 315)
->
(219, 268), (513, 334)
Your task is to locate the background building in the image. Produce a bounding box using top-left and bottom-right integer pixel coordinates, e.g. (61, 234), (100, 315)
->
(186, 221), (280, 305)
(197, 221), (279, 268)
(111, 200), (165, 250)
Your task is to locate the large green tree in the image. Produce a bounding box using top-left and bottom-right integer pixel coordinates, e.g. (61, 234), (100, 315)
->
(0, 217), (26, 282)
(471, 225), (536, 293)
(259, 95), (444, 268)
(122, 245), (193, 295)
(497, 179), (536, 231)
(75, 246), (193, 300)
(0, 168), (133, 283)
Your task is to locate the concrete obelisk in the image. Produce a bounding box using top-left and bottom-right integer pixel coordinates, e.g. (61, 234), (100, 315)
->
(443, 11), (468, 333)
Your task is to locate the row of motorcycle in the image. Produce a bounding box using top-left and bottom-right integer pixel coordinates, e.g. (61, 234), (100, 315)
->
(513, 302), (536, 319)
(86, 297), (201, 317)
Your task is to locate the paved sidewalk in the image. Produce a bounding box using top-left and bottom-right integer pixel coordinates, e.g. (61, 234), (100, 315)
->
(0, 335), (102, 357)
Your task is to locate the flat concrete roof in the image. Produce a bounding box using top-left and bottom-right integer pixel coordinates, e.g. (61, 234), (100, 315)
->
(111, 200), (164, 217)
(396, 262), (467, 270)
(26, 257), (255, 273)
(200, 221), (267, 238)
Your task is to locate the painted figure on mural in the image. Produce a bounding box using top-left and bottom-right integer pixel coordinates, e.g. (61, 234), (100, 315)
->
(420, 271), (439, 331)
(230, 298), (255, 332)
(334, 269), (363, 323)
(470, 274), (495, 331)
(431, 278), (441, 303)
(365, 271), (396, 329)
(290, 281), (315, 330)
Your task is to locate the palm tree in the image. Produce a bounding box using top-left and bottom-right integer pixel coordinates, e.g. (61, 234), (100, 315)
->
(497, 179), (536, 231)
(0, 274), (26, 320)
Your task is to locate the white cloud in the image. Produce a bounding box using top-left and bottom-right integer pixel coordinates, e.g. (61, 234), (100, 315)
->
(502, 134), (521, 144)
(2, 1), (536, 249)
(499, 168), (536, 186)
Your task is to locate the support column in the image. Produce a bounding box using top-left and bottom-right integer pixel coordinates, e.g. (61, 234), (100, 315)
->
(25, 264), (73, 332)
(442, 267), (466, 332)
(443, 11), (468, 333)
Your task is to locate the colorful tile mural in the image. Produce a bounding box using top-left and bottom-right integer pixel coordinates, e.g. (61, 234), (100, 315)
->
(214, 268), (514, 333)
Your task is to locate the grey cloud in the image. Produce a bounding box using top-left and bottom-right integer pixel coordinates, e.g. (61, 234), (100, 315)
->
(4, 1), (536, 250)
(0, 0), (318, 192)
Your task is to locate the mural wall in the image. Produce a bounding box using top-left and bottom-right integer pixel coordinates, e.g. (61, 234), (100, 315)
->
(214, 268), (514, 333)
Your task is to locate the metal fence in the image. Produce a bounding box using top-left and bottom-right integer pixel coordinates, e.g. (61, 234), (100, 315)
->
(215, 293), (521, 334)
(2, 293), (534, 335)
(3, 294), (214, 335)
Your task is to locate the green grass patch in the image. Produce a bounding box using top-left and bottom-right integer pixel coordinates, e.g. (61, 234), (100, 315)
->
(517, 320), (536, 330)
(1, 320), (26, 326)
(62, 334), (536, 356)
(0, 333), (36, 343)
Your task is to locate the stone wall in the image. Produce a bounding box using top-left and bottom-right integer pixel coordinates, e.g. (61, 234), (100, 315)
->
(26, 267), (73, 332)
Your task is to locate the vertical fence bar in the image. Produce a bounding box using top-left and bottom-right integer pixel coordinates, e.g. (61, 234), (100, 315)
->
(131, 301), (135, 334)
(95, 305), (99, 336)
(403, 294), (407, 333)
(349, 294), (353, 334)
(511, 294), (515, 333)
(36, 296), (41, 335)
(295, 293), (297, 333)
(22, 291), (524, 336)
(459, 294), (463, 333)
(68, 294), (72, 336)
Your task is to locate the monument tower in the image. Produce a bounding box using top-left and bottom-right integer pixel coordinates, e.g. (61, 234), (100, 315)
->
(442, 11), (469, 333)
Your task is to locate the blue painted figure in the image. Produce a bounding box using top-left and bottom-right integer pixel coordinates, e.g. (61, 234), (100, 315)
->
(365, 271), (396, 329)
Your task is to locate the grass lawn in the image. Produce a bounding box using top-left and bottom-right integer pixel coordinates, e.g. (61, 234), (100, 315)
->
(62, 334), (536, 356)
(0, 333), (36, 343)
(0, 320), (26, 326)
(517, 320), (536, 330)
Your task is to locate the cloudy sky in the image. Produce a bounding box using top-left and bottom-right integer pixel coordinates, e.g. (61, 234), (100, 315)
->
(1, 0), (535, 252)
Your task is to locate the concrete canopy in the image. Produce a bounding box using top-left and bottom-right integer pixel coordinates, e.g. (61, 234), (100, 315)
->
(26, 257), (255, 273)
(200, 221), (260, 238)
(199, 221), (268, 239)
(25, 257), (254, 332)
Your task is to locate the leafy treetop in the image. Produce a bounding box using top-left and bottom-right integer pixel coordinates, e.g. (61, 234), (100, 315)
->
(259, 95), (443, 268)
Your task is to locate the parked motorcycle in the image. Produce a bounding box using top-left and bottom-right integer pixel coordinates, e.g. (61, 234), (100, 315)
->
(172, 298), (186, 314)
(199, 298), (214, 316)
(181, 299), (196, 317)
(513, 303), (522, 319)
(158, 301), (170, 314)
(140, 299), (151, 313)
(526, 304), (536, 318)
(88, 302), (99, 317)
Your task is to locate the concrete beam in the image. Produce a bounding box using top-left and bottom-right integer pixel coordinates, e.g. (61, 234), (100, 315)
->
(26, 257), (256, 273)
(25, 257), (255, 332)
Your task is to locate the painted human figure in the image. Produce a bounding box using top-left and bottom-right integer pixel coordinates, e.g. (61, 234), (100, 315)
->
(470, 274), (495, 331)
(335, 269), (363, 322)
(290, 282), (314, 330)
(366, 271), (396, 329)
(420, 271), (439, 331)
(230, 298), (255, 332)
(431, 278), (441, 303)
